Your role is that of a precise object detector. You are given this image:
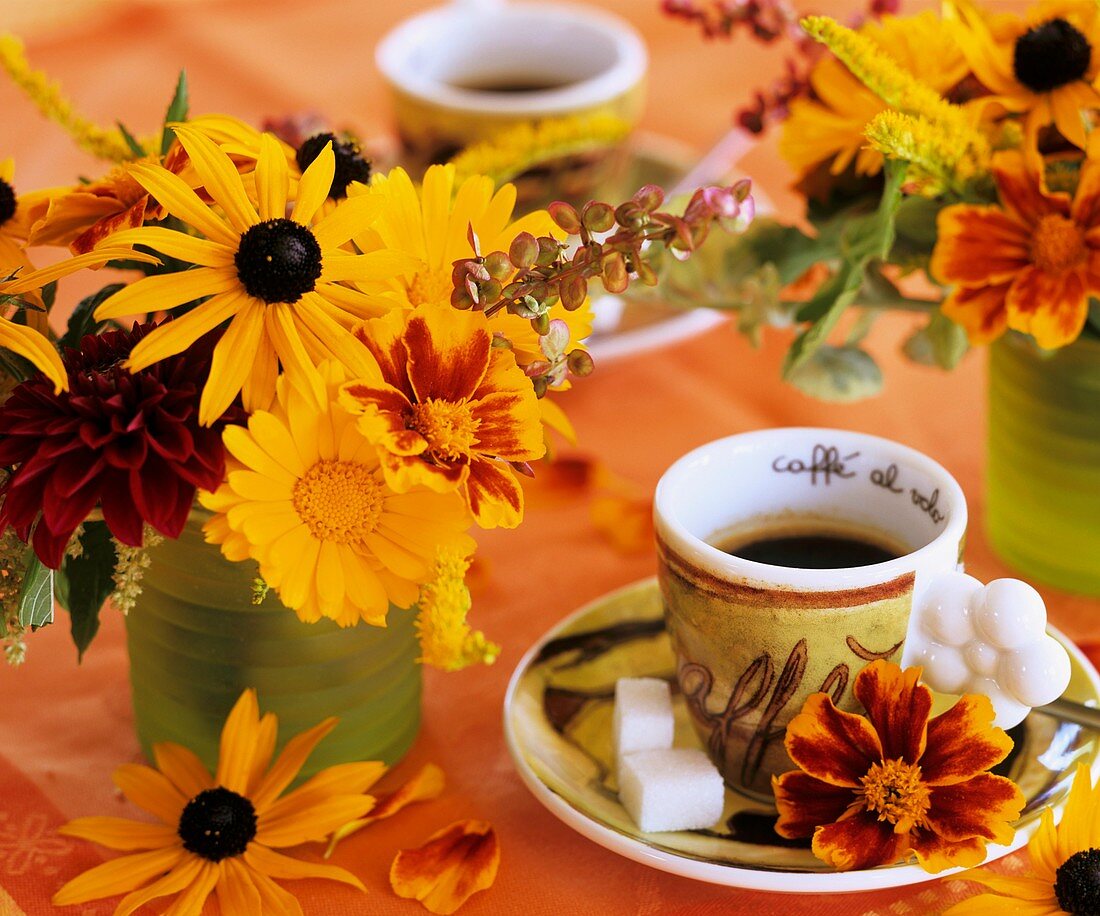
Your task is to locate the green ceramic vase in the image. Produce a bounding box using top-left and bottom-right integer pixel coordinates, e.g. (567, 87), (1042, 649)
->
(987, 331), (1100, 595)
(125, 511), (421, 778)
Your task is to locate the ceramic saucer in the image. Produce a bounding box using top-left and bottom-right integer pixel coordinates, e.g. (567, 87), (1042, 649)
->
(503, 578), (1100, 894)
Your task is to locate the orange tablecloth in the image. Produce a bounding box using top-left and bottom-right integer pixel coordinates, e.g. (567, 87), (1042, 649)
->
(1, 1), (1098, 913)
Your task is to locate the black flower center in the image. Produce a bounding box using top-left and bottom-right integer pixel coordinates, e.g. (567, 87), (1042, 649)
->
(1014, 18), (1091, 93)
(235, 217), (322, 303)
(296, 132), (372, 199)
(0, 179), (16, 227)
(1055, 848), (1100, 914)
(177, 787), (257, 862)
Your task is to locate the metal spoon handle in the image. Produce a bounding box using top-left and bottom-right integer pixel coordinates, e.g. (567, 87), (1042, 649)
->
(1036, 696), (1100, 731)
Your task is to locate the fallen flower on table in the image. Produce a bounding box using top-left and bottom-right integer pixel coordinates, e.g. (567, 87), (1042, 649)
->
(773, 660), (1025, 873)
(53, 689), (380, 914)
(327, 762), (446, 855)
(945, 762), (1100, 915)
(390, 820), (500, 916)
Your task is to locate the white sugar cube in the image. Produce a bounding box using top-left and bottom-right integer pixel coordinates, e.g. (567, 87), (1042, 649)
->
(618, 748), (725, 833)
(613, 677), (674, 759)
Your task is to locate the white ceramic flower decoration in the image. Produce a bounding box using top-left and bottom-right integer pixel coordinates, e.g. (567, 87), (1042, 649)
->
(905, 571), (1071, 728)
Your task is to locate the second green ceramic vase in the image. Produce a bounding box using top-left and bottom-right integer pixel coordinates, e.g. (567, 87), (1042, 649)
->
(986, 332), (1100, 596)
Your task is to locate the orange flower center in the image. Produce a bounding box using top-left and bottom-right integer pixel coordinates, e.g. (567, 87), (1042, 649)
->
(413, 399), (479, 461)
(407, 269), (454, 307)
(1031, 213), (1086, 274)
(859, 759), (930, 830)
(292, 459), (383, 544)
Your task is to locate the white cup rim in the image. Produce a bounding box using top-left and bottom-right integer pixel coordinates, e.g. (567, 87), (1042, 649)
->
(654, 428), (969, 591)
(375, 1), (648, 116)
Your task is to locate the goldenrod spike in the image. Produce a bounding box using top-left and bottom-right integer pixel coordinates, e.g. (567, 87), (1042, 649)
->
(0, 34), (133, 162)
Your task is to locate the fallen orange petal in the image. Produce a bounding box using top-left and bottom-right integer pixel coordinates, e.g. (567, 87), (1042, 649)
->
(590, 491), (654, 554)
(326, 763), (445, 854)
(390, 820), (500, 915)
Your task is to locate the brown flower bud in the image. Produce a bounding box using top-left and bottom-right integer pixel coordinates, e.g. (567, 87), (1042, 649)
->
(509, 232), (539, 269)
(567, 349), (595, 377)
(548, 201), (582, 234)
(560, 275), (588, 311)
(484, 251), (513, 281)
(633, 184), (664, 213)
(582, 201), (616, 233)
(601, 251), (629, 293)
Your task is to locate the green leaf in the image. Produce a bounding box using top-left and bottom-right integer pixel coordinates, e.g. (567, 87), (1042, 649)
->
(785, 161), (908, 377)
(787, 345), (883, 402)
(903, 311), (969, 369)
(161, 70), (189, 156)
(17, 554), (53, 630)
(117, 121), (146, 158)
(59, 284), (126, 351)
(40, 281), (57, 313)
(1087, 297), (1100, 337)
(55, 521), (117, 661)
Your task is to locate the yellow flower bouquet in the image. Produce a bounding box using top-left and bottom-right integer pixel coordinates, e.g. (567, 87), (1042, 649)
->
(665, 0), (1100, 595)
(0, 39), (753, 768)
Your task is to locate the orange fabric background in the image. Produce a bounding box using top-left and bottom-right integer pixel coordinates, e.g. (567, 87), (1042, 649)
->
(0, 0), (1095, 913)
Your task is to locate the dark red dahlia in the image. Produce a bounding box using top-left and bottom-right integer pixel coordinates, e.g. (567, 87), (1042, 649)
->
(0, 322), (239, 568)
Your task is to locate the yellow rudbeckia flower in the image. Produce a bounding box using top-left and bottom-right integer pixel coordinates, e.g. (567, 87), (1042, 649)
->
(93, 126), (416, 425)
(53, 689), (380, 914)
(200, 361), (474, 627)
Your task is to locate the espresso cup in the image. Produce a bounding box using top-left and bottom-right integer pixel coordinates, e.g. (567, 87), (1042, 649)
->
(375, 0), (647, 199)
(654, 428), (1069, 800)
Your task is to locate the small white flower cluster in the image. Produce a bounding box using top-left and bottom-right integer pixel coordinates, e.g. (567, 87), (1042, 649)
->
(908, 571), (1070, 728)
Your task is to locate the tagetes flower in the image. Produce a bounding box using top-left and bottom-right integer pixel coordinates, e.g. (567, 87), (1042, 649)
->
(93, 125), (412, 424)
(932, 150), (1100, 348)
(200, 361), (474, 627)
(946, 763), (1100, 915)
(339, 304), (544, 529)
(780, 12), (968, 179)
(390, 820), (500, 915)
(53, 689), (380, 915)
(950, 0), (1100, 150)
(348, 164), (593, 372)
(773, 660), (1024, 873)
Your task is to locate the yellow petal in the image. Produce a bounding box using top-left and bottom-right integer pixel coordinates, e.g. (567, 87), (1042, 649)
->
(159, 859), (218, 916)
(255, 133), (290, 222)
(248, 870), (306, 916)
(251, 717), (338, 812)
(127, 162), (239, 246)
(265, 303), (327, 406)
(51, 846), (186, 906)
(126, 289), (245, 371)
(173, 125), (259, 234)
(1, 247), (160, 293)
(0, 319), (66, 392)
(58, 816), (178, 851)
(320, 249), (419, 283)
(292, 142), (334, 225)
(104, 227), (235, 267)
(113, 763), (188, 825)
(256, 795), (376, 847)
(214, 689), (263, 795)
(94, 267), (238, 321)
(153, 742), (214, 800)
(216, 858), (263, 916)
(390, 820), (500, 916)
(263, 761), (386, 825)
(243, 843), (365, 890)
(197, 298), (265, 426)
(311, 194), (384, 249)
(327, 763), (444, 851)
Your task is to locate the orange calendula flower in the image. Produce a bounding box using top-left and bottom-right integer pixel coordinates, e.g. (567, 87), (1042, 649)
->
(201, 362), (474, 627)
(339, 304), (545, 529)
(773, 660), (1024, 873)
(53, 689), (381, 914)
(946, 763), (1100, 915)
(932, 150), (1100, 348)
(390, 820), (500, 915)
(949, 0), (1100, 151)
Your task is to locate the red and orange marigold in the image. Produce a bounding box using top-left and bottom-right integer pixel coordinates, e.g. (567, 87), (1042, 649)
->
(339, 305), (545, 530)
(773, 660), (1024, 873)
(932, 150), (1100, 349)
